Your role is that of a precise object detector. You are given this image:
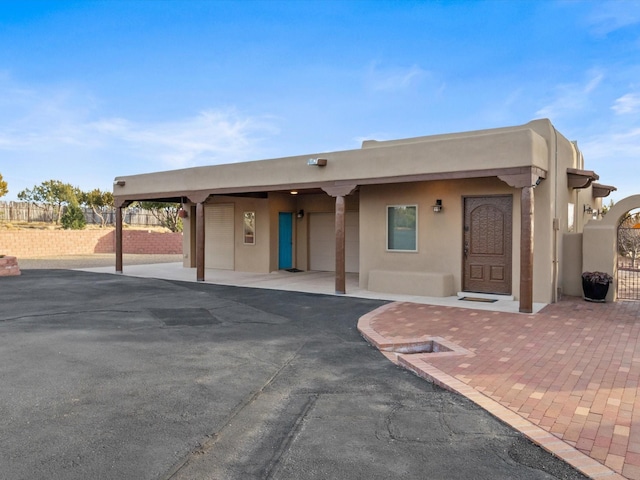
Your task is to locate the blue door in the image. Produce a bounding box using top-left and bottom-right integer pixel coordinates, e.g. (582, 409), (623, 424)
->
(278, 212), (293, 269)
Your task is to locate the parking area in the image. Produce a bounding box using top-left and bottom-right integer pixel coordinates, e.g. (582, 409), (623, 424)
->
(0, 269), (587, 479)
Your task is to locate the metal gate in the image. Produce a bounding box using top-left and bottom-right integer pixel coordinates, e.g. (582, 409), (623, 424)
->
(617, 214), (640, 300)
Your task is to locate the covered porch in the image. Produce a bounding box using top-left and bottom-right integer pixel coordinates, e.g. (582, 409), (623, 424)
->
(80, 260), (546, 314)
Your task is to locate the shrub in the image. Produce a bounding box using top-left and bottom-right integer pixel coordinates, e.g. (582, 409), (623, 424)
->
(61, 204), (86, 230)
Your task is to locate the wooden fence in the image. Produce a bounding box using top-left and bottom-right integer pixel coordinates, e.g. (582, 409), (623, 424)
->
(0, 201), (162, 226)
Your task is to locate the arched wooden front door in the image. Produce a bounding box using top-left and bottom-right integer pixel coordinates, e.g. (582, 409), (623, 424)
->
(463, 195), (513, 295)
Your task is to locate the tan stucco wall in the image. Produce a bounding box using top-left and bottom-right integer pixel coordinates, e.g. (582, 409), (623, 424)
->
(114, 120), (551, 198)
(291, 193), (359, 271)
(294, 194), (334, 271)
(583, 194), (640, 301)
(561, 233), (584, 297)
(190, 196), (272, 273)
(358, 178), (520, 296)
(533, 128), (600, 303)
(225, 196), (270, 273)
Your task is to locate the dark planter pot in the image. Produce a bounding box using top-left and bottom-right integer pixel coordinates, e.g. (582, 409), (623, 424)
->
(582, 279), (610, 302)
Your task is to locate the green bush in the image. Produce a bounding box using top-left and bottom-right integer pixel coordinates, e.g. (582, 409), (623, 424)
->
(61, 204), (86, 230)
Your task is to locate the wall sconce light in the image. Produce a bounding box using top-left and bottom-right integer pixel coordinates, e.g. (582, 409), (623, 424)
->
(432, 199), (443, 213)
(297, 209), (305, 219)
(307, 158), (327, 167)
(113, 180), (126, 187)
(584, 204), (593, 214)
(178, 208), (188, 218)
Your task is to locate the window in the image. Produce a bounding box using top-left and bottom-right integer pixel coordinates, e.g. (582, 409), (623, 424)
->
(568, 203), (575, 232)
(243, 211), (255, 245)
(387, 205), (417, 251)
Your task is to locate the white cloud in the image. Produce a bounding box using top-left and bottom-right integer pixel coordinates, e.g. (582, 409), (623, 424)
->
(535, 70), (604, 119)
(0, 77), (279, 169)
(85, 110), (278, 168)
(581, 127), (640, 160)
(584, 0), (640, 36)
(0, 76), (281, 198)
(612, 93), (640, 115)
(579, 127), (640, 202)
(365, 62), (429, 92)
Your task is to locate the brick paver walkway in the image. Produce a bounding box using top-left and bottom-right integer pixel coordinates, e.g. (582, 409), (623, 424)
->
(358, 296), (640, 480)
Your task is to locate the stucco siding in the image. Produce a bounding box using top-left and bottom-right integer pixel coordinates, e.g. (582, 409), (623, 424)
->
(358, 178), (517, 296)
(114, 121), (551, 198)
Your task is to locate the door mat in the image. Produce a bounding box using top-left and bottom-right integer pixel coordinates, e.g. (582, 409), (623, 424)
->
(285, 268), (303, 273)
(459, 297), (498, 303)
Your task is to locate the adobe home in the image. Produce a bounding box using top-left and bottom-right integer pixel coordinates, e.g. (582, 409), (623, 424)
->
(112, 119), (615, 313)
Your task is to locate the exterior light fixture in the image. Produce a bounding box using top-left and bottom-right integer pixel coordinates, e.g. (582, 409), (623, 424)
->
(432, 199), (443, 213)
(584, 204), (593, 214)
(297, 209), (305, 219)
(290, 190), (298, 195)
(307, 158), (327, 167)
(113, 180), (126, 186)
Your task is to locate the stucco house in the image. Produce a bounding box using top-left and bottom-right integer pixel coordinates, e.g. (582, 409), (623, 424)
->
(113, 119), (616, 313)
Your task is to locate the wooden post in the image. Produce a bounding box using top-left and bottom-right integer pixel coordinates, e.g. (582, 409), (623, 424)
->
(322, 184), (357, 295)
(196, 202), (205, 282)
(116, 205), (123, 273)
(498, 168), (545, 313)
(520, 185), (534, 313)
(335, 195), (346, 294)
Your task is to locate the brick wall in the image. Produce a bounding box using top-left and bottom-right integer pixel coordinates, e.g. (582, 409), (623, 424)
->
(121, 230), (183, 255)
(0, 229), (183, 257)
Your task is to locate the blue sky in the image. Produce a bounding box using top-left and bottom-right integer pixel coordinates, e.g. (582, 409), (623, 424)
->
(0, 0), (639, 203)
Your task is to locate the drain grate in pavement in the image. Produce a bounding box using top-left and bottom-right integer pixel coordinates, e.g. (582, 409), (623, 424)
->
(150, 308), (221, 326)
(385, 339), (453, 354)
(381, 336), (473, 358)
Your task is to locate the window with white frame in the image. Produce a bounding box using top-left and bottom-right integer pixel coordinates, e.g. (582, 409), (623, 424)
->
(387, 205), (417, 251)
(243, 211), (256, 245)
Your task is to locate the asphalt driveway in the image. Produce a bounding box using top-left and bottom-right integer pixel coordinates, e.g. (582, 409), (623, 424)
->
(0, 270), (587, 479)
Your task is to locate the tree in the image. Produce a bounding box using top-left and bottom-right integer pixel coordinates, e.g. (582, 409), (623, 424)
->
(79, 189), (114, 227)
(0, 173), (7, 198)
(18, 180), (78, 224)
(137, 201), (183, 233)
(18, 185), (53, 221)
(601, 199), (614, 216)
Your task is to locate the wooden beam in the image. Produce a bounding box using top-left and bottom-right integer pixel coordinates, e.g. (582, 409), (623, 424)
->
(322, 184), (357, 197)
(498, 167), (546, 188)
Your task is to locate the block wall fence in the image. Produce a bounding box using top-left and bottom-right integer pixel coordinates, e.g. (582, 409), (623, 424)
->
(0, 230), (183, 257)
